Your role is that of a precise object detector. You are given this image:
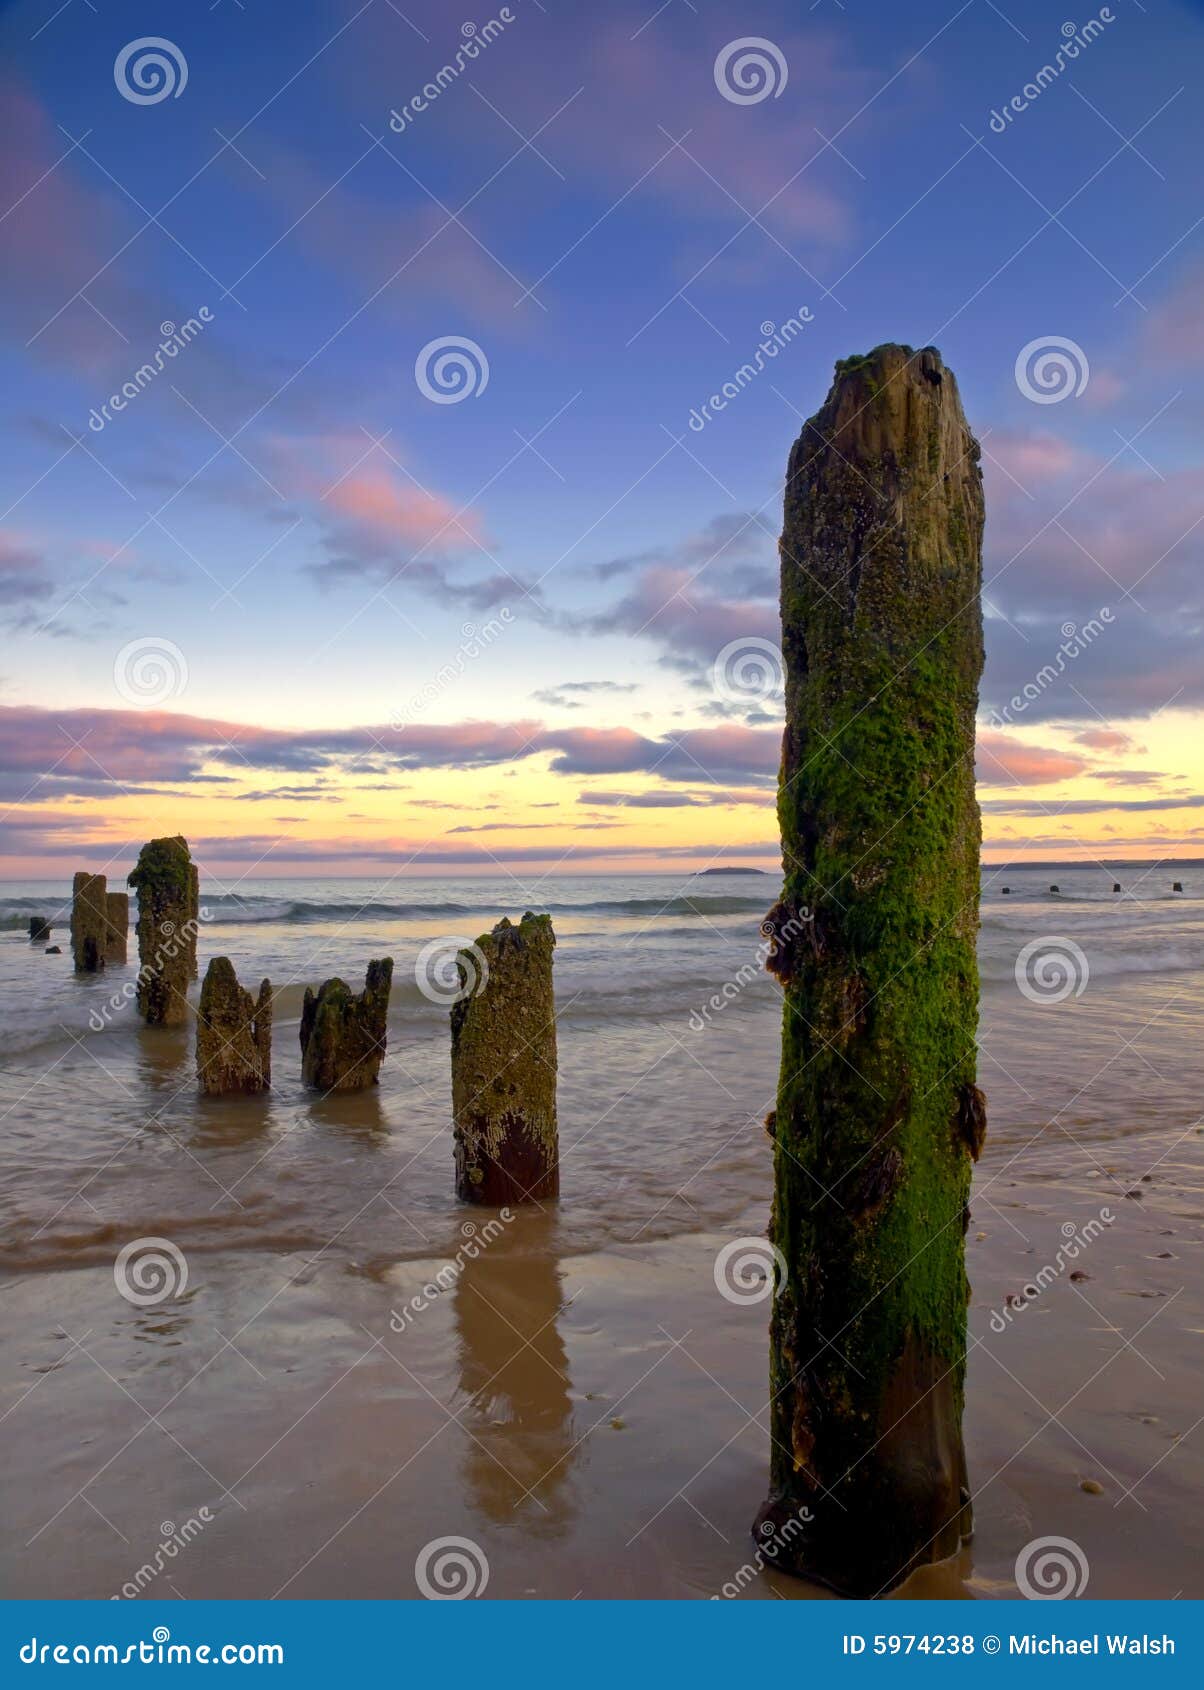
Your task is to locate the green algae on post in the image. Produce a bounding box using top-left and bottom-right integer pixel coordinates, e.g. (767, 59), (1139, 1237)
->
(104, 892), (129, 966)
(299, 959), (393, 1092)
(451, 913), (558, 1205)
(756, 345), (986, 1596)
(127, 836), (195, 1026)
(70, 872), (108, 974)
(197, 957), (272, 1095)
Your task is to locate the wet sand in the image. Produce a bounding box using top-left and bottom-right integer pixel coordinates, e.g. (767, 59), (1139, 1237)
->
(3, 1130), (1200, 1601)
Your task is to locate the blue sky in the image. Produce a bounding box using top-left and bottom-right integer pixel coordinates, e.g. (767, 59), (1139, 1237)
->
(2, 0), (1203, 872)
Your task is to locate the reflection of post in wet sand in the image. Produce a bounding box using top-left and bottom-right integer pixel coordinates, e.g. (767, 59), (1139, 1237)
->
(453, 1216), (575, 1530)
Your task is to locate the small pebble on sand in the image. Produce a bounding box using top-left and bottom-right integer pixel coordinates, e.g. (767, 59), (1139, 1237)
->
(1080, 1478), (1104, 1496)
(609, 1417), (626, 1431)
(1069, 1270), (1089, 1281)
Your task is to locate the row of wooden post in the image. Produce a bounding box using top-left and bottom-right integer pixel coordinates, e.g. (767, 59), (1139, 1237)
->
(63, 838), (558, 1207)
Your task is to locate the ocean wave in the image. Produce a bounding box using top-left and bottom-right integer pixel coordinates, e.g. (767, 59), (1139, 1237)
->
(188, 893), (771, 924)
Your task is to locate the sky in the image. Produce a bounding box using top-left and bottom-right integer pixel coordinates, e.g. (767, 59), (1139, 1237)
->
(1, 0), (1203, 878)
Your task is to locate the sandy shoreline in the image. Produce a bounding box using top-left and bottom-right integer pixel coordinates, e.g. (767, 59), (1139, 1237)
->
(3, 1126), (1200, 1602)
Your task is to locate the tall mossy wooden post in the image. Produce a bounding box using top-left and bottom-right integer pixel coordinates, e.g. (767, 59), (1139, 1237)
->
(128, 836), (194, 1027)
(451, 913), (558, 1204)
(756, 345), (987, 1595)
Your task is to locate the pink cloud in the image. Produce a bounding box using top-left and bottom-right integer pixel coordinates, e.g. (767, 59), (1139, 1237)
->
(1144, 263), (1204, 364)
(983, 431), (1090, 490)
(976, 730), (1087, 787)
(323, 463), (479, 552)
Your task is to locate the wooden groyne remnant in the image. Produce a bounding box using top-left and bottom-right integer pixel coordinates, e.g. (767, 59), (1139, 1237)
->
(197, 958), (272, 1094)
(105, 892), (129, 965)
(29, 916), (51, 943)
(757, 345), (986, 1595)
(70, 873), (109, 972)
(299, 959), (394, 1092)
(127, 836), (195, 1026)
(451, 913), (558, 1205)
(70, 873), (128, 972)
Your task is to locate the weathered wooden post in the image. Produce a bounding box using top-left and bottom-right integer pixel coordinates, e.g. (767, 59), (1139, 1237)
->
(70, 872), (108, 972)
(127, 836), (194, 1026)
(105, 892), (129, 965)
(756, 346), (986, 1595)
(451, 913), (558, 1204)
(299, 959), (393, 1091)
(29, 916), (51, 943)
(197, 958), (272, 1093)
(187, 864), (200, 977)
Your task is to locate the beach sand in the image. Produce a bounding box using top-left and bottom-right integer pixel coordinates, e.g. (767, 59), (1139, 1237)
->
(2, 1137), (1200, 1601)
